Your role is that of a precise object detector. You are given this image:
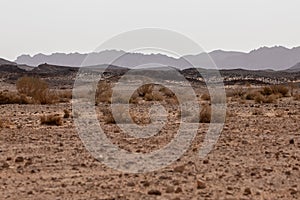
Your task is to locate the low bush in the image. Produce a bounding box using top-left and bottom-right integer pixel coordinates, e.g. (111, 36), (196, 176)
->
(201, 93), (210, 101)
(200, 104), (211, 123)
(271, 85), (289, 97)
(16, 76), (57, 104)
(293, 93), (300, 101)
(63, 109), (70, 118)
(261, 85), (289, 97)
(254, 93), (277, 104)
(95, 81), (112, 104)
(0, 91), (31, 104)
(137, 84), (154, 97)
(40, 114), (63, 126)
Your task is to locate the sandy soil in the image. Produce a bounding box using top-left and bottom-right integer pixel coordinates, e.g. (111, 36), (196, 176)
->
(0, 97), (300, 199)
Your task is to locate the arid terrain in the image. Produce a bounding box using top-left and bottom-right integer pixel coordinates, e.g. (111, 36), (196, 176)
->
(0, 65), (300, 200)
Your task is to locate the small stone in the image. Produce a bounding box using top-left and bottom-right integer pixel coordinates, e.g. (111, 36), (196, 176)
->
(174, 165), (185, 173)
(289, 139), (295, 144)
(197, 180), (206, 189)
(148, 189), (161, 195)
(290, 188), (297, 195)
(142, 181), (150, 187)
(15, 156), (24, 163)
(263, 167), (273, 173)
(1, 162), (9, 169)
(127, 182), (135, 187)
(244, 187), (251, 195)
(166, 186), (174, 193)
(203, 159), (209, 164)
(175, 187), (183, 193)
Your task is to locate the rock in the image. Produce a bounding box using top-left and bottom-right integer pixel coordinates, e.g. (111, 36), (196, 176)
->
(263, 167), (273, 173)
(289, 139), (295, 144)
(1, 161), (9, 169)
(15, 156), (24, 163)
(142, 181), (150, 187)
(127, 182), (135, 187)
(175, 187), (183, 193)
(174, 165), (185, 173)
(148, 189), (161, 195)
(197, 180), (206, 189)
(290, 188), (297, 195)
(243, 187), (251, 195)
(166, 186), (174, 193)
(203, 159), (209, 164)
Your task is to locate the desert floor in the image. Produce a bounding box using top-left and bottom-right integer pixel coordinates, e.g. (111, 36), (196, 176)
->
(0, 95), (300, 200)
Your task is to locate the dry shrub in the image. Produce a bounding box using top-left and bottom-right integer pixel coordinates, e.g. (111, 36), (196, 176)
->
(261, 85), (289, 97)
(293, 93), (300, 101)
(254, 93), (265, 104)
(252, 109), (263, 115)
(0, 90), (31, 104)
(254, 93), (277, 104)
(40, 114), (63, 126)
(159, 87), (175, 98)
(58, 90), (72, 102)
(261, 86), (273, 96)
(16, 77), (57, 104)
(201, 93), (210, 101)
(200, 104), (211, 123)
(63, 109), (70, 118)
(245, 91), (260, 100)
(96, 81), (112, 104)
(137, 84), (154, 97)
(152, 91), (164, 101)
(263, 94), (277, 103)
(271, 85), (289, 97)
(226, 87), (246, 98)
(0, 119), (12, 129)
(129, 92), (140, 104)
(102, 106), (132, 124)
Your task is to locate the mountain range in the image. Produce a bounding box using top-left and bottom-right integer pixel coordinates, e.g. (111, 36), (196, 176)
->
(9, 46), (300, 71)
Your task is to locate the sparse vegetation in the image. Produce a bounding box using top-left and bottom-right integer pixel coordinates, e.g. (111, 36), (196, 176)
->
(201, 93), (210, 101)
(137, 84), (154, 97)
(254, 93), (277, 104)
(0, 90), (31, 104)
(95, 81), (113, 104)
(261, 85), (289, 97)
(40, 114), (63, 126)
(63, 109), (70, 118)
(16, 76), (58, 104)
(293, 93), (300, 101)
(200, 104), (211, 123)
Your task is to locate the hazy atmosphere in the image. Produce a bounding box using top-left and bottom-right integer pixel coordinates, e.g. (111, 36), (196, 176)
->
(1, 1), (300, 199)
(1, 0), (300, 60)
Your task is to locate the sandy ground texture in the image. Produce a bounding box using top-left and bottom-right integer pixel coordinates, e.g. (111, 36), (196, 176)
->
(0, 98), (300, 200)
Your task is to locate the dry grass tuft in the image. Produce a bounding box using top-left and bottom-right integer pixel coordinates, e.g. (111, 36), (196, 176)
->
(293, 93), (300, 101)
(95, 81), (113, 104)
(63, 110), (70, 118)
(0, 90), (31, 104)
(0, 118), (9, 129)
(40, 114), (63, 126)
(16, 76), (58, 104)
(201, 93), (210, 101)
(261, 85), (289, 97)
(200, 104), (211, 123)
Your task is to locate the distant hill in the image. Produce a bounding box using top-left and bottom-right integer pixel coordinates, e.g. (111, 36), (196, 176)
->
(15, 46), (300, 70)
(285, 62), (300, 72)
(0, 58), (16, 65)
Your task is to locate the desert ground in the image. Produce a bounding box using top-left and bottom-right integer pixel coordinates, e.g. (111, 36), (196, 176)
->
(0, 79), (299, 200)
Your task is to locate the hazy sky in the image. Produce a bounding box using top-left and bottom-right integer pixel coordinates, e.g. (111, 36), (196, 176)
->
(1, 0), (300, 60)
